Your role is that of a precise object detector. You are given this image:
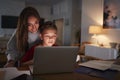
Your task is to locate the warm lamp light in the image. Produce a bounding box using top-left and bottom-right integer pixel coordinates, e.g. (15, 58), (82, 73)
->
(89, 25), (103, 45)
(89, 26), (102, 34)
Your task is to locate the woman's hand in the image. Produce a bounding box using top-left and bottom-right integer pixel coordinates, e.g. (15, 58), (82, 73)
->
(4, 60), (15, 67)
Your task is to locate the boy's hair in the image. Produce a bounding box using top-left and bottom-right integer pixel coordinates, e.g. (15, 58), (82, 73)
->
(40, 21), (57, 34)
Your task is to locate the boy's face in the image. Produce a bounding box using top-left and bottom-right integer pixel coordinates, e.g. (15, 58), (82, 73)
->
(40, 29), (57, 47)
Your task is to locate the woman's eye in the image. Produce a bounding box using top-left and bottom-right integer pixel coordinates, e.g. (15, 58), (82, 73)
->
(27, 23), (32, 27)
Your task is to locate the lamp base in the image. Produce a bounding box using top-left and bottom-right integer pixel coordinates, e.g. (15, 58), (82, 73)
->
(91, 34), (98, 45)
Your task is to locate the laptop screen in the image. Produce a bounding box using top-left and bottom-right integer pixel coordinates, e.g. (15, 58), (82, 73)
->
(33, 46), (79, 74)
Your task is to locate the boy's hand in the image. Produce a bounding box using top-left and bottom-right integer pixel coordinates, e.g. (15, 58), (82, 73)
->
(21, 59), (33, 67)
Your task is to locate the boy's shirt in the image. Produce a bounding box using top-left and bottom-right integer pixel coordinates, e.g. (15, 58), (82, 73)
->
(20, 44), (38, 63)
(20, 44), (58, 63)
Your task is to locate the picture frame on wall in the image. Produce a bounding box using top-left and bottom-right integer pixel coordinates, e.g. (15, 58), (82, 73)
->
(103, 0), (120, 29)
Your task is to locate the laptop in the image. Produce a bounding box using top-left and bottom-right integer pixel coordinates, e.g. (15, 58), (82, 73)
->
(30, 46), (79, 74)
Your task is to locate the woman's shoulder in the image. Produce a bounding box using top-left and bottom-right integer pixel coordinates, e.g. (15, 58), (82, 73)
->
(7, 30), (17, 44)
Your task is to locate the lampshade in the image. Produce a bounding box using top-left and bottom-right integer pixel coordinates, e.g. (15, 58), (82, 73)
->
(89, 26), (102, 34)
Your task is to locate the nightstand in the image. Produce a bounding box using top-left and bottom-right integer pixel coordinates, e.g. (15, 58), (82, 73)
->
(85, 44), (118, 60)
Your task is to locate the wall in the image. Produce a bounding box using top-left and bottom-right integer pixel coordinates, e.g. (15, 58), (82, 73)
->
(81, 0), (120, 46)
(0, 0), (52, 37)
(71, 0), (81, 44)
(0, 0), (25, 36)
(26, 4), (51, 21)
(81, 0), (104, 43)
(52, 0), (72, 45)
(52, 0), (82, 45)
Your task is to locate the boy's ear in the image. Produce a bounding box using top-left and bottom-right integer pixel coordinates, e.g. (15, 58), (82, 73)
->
(39, 34), (43, 40)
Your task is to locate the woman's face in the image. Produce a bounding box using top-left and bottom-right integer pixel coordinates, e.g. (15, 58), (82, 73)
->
(40, 29), (57, 47)
(28, 16), (39, 33)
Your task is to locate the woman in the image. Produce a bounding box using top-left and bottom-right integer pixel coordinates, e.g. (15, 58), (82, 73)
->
(4, 6), (41, 67)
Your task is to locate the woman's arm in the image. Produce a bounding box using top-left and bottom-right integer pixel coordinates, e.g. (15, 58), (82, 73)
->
(4, 30), (21, 67)
(4, 60), (15, 67)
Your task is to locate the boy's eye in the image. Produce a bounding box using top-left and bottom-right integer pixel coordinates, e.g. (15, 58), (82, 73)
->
(44, 35), (57, 39)
(52, 36), (57, 38)
(44, 36), (49, 38)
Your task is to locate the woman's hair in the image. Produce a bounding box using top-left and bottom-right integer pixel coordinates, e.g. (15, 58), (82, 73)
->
(40, 21), (57, 34)
(16, 7), (40, 52)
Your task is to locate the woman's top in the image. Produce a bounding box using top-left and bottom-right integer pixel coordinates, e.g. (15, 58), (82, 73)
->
(28, 32), (40, 48)
(5, 30), (40, 62)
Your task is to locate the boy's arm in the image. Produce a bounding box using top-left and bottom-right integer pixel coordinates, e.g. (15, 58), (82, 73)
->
(22, 59), (33, 66)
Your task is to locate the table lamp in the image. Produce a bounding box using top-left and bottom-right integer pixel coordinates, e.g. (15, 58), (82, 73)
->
(89, 25), (102, 45)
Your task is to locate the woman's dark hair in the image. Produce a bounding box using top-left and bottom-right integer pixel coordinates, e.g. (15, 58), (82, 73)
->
(16, 6), (40, 52)
(40, 21), (57, 34)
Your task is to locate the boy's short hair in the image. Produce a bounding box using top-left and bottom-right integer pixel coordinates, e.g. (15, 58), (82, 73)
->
(40, 21), (57, 33)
